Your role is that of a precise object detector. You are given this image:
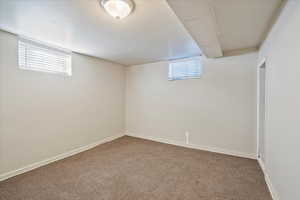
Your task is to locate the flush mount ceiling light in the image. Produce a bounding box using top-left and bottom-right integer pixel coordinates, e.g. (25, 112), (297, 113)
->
(100, 0), (134, 19)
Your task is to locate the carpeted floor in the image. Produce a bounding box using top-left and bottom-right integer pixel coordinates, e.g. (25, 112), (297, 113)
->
(0, 136), (271, 200)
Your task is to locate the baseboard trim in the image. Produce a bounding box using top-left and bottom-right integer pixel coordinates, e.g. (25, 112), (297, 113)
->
(258, 158), (280, 200)
(126, 133), (256, 159)
(0, 133), (125, 182)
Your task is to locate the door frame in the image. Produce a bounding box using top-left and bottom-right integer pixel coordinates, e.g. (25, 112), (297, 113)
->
(256, 57), (267, 159)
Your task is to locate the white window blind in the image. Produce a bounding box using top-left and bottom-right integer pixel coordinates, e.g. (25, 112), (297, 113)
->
(168, 57), (202, 80)
(18, 38), (72, 76)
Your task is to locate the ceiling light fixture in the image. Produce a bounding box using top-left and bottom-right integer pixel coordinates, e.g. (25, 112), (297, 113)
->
(100, 0), (134, 19)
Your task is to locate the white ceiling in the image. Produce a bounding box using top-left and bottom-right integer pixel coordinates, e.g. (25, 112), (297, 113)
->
(0, 0), (201, 66)
(0, 0), (284, 65)
(167, 0), (283, 58)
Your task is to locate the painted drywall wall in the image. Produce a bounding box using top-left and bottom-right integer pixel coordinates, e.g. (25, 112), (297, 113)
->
(0, 30), (125, 175)
(258, 0), (300, 199)
(126, 53), (258, 158)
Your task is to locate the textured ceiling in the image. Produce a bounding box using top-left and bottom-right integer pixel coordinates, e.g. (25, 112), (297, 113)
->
(0, 0), (284, 65)
(0, 0), (201, 66)
(167, 0), (283, 58)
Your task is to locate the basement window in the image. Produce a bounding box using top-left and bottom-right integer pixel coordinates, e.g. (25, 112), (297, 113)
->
(18, 37), (72, 76)
(168, 57), (202, 80)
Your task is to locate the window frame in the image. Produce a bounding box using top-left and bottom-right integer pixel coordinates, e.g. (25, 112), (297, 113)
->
(168, 56), (202, 81)
(18, 37), (72, 76)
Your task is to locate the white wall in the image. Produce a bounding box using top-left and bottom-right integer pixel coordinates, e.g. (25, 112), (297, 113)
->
(258, 0), (300, 199)
(0, 30), (125, 176)
(126, 53), (258, 158)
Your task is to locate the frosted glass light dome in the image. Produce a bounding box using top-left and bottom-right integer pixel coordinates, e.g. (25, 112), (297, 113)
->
(101, 0), (134, 19)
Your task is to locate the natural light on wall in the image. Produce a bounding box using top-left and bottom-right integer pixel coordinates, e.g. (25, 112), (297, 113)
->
(18, 37), (72, 76)
(168, 57), (202, 80)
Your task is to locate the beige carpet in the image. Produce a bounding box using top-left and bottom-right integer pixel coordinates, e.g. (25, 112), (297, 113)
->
(0, 136), (271, 200)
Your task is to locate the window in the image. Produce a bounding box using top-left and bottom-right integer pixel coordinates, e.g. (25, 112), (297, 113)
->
(18, 37), (72, 76)
(168, 57), (202, 80)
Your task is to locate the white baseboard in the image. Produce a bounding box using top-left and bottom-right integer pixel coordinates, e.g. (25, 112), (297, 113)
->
(258, 158), (280, 200)
(126, 133), (256, 159)
(0, 133), (125, 182)
(1, 132), (279, 199)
